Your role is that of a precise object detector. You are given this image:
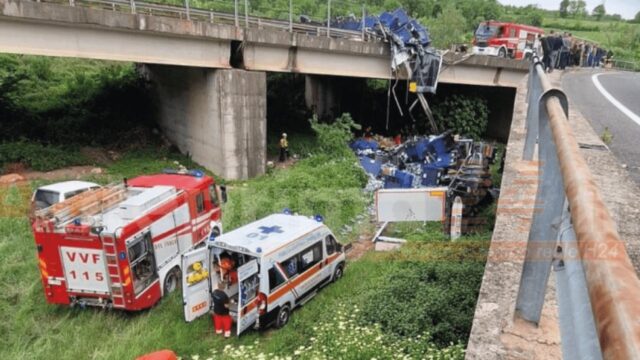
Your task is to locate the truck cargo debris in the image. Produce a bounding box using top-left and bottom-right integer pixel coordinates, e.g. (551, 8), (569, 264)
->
(353, 131), (498, 234)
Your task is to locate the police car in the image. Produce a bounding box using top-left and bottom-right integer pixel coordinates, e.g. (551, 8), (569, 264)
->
(181, 213), (346, 335)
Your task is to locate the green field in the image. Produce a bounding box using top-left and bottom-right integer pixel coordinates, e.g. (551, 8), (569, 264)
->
(0, 137), (492, 359)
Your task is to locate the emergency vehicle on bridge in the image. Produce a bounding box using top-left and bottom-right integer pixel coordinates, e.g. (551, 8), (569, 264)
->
(182, 213), (346, 335)
(472, 21), (543, 60)
(32, 170), (226, 310)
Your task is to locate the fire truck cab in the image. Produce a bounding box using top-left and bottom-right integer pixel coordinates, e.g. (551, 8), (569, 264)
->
(472, 21), (543, 60)
(32, 170), (225, 310)
(181, 213), (346, 335)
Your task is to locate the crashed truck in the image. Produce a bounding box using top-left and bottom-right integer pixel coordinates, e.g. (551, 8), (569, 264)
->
(31, 170), (226, 310)
(352, 131), (498, 235)
(333, 8), (443, 130)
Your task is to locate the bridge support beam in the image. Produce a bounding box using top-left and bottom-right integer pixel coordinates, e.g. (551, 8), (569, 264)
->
(143, 65), (266, 180)
(305, 75), (340, 121)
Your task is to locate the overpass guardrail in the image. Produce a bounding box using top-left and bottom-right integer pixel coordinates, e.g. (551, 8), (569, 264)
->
(517, 54), (640, 359)
(36, 0), (382, 41)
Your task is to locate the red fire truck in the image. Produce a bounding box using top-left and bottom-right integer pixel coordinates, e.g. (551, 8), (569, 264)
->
(32, 170), (226, 310)
(472, 21), (543, 60)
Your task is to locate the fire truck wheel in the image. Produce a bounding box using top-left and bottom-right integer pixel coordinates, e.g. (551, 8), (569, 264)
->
(275, 305), (291, 328)
(163, 267), (181, 296)
(498, 48), (506, 58)
(333, 264), (344, 282)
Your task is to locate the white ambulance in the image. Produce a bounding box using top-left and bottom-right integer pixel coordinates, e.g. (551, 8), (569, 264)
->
(181, 213), (346, 335)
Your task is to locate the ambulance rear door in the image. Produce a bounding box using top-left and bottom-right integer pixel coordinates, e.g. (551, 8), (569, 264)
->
(237, 258), (260, 335)
(182, 246), (211, 322)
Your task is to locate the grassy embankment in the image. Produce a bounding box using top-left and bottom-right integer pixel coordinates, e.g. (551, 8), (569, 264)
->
(0, 121), (499, 359)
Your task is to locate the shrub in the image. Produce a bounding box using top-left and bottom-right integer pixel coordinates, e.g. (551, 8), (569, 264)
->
(360, 257), (486, 347)
(309, 113), (361, 158)
(0, 141), (88, 172)
(432, 95), (489, 140)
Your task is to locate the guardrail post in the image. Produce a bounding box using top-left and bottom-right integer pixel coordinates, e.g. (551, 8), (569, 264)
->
(130, 0), (136, 14)
(234, 0), (239, 27)
(361, 5), (365, 41)
(289, 0), (293, 32)
(185, 0), (190, 20)
(209, 10), (214, 23)
(515, 87), (570, 324)
(554, 207), (603, 360)
(244, 0), (248, 27)
(523, 58), (544, 160)
(326, 0), (331, 37)
(69, 0), (75, 6)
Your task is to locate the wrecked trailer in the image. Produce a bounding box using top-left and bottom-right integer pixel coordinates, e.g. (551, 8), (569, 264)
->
(352, 131), (498, 236)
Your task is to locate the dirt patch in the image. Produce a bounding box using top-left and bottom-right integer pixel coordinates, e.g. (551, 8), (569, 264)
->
(346, 226), (376, 261)
(20, 166), (102, 181)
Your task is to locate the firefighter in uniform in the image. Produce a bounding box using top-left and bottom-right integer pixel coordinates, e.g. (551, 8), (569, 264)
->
(212, 283), (232, 338)
(279, 133), (289, 162)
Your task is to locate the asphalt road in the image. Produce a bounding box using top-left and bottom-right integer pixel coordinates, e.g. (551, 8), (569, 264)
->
(562, 70), (640, 185)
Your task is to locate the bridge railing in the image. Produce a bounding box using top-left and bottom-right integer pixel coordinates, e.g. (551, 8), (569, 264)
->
(36, 0), (379, 41)
(517, 54), (640, 359)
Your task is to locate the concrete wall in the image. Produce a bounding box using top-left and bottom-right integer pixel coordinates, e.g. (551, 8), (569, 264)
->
(143, 65), (266, 180)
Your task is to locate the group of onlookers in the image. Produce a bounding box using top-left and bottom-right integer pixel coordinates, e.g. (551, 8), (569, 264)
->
(538, 31), (613, 72)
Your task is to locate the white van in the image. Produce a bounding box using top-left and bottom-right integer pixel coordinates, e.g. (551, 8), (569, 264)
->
(32, 181), (100, 210)
(181, 213), (346, 335)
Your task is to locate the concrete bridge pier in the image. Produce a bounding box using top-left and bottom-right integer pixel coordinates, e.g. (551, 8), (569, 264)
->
(142, 65), (266, 180)
(305, 75), (342, 121)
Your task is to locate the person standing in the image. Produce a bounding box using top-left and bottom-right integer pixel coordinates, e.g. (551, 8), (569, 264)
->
(212, 283), (232, 338)
(279, 133), (289, 162)
(540, 34), (551, 71)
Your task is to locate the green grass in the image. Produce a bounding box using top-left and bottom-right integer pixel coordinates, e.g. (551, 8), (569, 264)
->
(0, 131), (494, 359)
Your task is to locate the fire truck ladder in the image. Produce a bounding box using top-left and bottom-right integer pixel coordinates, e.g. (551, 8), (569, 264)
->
(102, 235), (126, 309)
(35, 184), (127, 227)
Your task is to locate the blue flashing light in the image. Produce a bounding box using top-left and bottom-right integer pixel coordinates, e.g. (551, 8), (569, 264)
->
(209, 232), (217, 241)
(314, 215), (324, 223)
(119, 251), (126, 260)
(256, 247), (262, 253)
(189, 169), (205, 178)
(283, 208), (291, 215)
(73, 218), (81, 226)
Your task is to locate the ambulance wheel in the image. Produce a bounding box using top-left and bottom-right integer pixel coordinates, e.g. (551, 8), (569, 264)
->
(275, 305), (290, 328)
(333, 264), (344, 282)
(498, 48), (506, 58)
(163, 267), (181, 296)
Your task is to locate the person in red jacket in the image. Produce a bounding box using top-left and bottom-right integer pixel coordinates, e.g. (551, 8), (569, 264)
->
(212, 283), (232, 338)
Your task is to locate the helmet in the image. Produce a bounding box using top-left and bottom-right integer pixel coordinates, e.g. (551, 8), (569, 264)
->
(192, 261), (202, 271)
(282, 133), (287, 137)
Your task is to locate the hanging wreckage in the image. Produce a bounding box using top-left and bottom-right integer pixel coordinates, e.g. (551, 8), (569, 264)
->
(332, 8), (443, 132)
(352, 132), (499, 236)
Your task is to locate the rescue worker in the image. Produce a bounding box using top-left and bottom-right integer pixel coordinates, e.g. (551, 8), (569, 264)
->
(212, 283), (232, 338)
(219, 253), (238, 285)
(279, 133), (289, 162)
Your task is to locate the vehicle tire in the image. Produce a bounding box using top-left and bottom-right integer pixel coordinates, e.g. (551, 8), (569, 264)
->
(163, 267), (181, 296)
(275, 305), (291, 328)
(498, 48), (507, 58)
(333, 264), (344, 282)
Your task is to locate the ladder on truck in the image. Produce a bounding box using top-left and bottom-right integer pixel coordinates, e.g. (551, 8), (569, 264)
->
(102, 234), (126, 309)
(35, 183), (128, 227)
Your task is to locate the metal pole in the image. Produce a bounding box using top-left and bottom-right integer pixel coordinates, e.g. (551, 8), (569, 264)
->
(326, 0), (331, 37)
(210, 10), (214, 23)
(244, 0), (248, 28)
(361, 4), (365, 41)
(69, 0), (75, 6)
(289, 0), (293, 32)
(185, 0), (190, 20)
(130, 0), (136, 14)
(234, 0), (239, 27)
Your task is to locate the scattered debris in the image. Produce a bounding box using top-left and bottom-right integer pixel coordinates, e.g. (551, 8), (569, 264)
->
(353, 130), (498, 235)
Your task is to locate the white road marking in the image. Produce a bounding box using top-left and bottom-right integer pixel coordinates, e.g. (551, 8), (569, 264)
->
(592, 73), (640, 127)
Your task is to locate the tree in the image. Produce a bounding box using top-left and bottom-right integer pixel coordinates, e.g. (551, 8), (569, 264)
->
(592, 4), (605, 21)
(559, 0), (570, 18)
(421, 3), (466, 50)
(634, 11), (640, 24)
(568, 0), (587, 18)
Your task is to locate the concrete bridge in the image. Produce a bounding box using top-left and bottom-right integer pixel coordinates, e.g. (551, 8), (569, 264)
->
(0, 0), (529, 179)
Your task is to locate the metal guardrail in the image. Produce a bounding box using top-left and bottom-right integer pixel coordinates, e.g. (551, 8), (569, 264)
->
(37, 0), (381, 41)
(516, 54), (640, 359)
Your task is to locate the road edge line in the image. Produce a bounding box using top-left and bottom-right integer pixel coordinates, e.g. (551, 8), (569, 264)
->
(591, 73), (640, 127)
